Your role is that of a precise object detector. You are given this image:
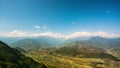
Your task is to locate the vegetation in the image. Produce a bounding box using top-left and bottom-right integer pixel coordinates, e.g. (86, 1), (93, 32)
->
(0, 36), (120, 68)
(83, 36), (120, 48)
(55, 47), (119, 61)
(0, 41), (47, 68)
(11, 37), (64, 51)
(14, 47), (27, 54)
(27, 50), (120, 68)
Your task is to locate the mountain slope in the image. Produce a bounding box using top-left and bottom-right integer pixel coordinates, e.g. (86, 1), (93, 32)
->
(14, 47), (27, 54)
(33, 36), (65, 47)
(55, 46), (119, 61)
(7, 36), (120, 52)
(56, 37), (120, 61)
(65, 36), (120, 49)
(0, 37), (23, 45)
(12, 39), (38, 50)
(0, 41), (47, 68)
(85, 36), (120, 48)
(11, 36), (65, 50)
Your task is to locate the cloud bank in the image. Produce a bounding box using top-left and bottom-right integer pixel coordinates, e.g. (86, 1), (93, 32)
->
(0, 30), (120, 39)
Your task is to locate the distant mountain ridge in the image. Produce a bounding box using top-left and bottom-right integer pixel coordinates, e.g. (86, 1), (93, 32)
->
(0, 37), (23, 45)
(1, 36), (120, 50)
(85, 36), (120, 48)
(11, 36), (65, 51)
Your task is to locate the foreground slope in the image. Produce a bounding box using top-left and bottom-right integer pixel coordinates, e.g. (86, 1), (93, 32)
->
(0, 41), (47, 68)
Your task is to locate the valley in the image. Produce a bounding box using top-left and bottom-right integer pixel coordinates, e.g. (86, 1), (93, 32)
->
(26, 49), (120, 68)
(0, 36), (120, 68)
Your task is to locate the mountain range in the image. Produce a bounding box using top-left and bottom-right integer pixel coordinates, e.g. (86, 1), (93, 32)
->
(64, 36), (120, 49)
(2, 36), (118, 50)
(11, 36), (64, 51)
(0, 36), (120, 68)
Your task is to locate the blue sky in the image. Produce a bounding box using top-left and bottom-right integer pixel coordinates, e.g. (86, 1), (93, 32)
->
(0, 0), (120, 35)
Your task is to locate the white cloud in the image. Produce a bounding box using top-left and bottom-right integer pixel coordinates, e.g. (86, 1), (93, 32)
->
(65, 31), (92, 39)
(0, 30), (64, 38)
(31, 31), (64, 38)
(7, 30), (31, 37)
(65, 31), (120, 39)
(0, 30), (120, 39)
(34, 25), (40, 29)
(42, 26), (47, 29)
(34, 25), (48, 29)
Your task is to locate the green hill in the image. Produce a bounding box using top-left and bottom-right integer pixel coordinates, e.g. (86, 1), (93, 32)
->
(55, 46), (119, 61)
(11, 39), (38, 51)
(0, 41), (47, 68)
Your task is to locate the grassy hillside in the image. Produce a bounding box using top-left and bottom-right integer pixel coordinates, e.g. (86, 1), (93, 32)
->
(27, 50), (120, 68)
(1, 36), (120, 68)
(54, 47), (119, 61)
(0, 41), (47, 68)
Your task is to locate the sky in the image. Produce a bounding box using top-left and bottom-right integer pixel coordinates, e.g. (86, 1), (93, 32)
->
(0, 0), (120, 38)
